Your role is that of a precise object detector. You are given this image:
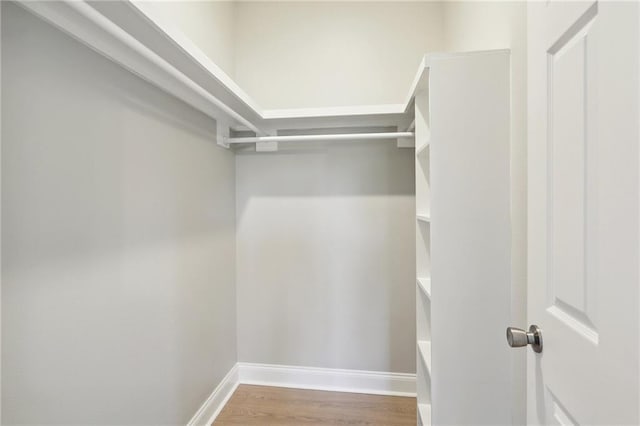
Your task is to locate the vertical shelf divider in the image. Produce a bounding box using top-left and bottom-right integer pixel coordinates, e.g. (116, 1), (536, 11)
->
(414, 86), (431, 426)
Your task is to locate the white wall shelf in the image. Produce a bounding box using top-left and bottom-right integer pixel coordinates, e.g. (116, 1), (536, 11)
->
(17, 0), (433, 150)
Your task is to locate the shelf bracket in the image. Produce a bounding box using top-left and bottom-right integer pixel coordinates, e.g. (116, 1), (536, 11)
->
(397, 137), (415, 149)
(217, 124), (230, 149)
(256, 141), (279, 152)
(256, 132), (279, 152)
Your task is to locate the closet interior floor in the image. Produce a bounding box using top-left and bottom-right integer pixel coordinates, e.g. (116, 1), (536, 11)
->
(213, 384), (417, 425)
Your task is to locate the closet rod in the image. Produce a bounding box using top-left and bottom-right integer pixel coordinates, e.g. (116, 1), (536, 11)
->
(226, 131), (415, 144)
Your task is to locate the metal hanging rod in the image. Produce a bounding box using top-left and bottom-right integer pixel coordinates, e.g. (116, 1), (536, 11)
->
(225, 131), (415, 144)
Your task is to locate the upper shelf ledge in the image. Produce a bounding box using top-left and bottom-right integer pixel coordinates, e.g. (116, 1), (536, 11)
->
(18, 1), (506, 148)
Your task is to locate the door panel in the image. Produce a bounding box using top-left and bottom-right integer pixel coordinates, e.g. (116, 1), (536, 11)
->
(547, 4), (598, 344)
(528, 2), (639, 424)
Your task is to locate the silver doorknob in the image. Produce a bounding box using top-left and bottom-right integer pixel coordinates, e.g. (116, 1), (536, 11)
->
(506, 325), (543, 353)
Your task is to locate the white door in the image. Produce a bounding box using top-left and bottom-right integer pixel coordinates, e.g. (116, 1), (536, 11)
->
(528, 1), (639, 424)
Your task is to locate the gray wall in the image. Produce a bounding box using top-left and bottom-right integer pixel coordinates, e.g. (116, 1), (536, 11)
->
(236, 141), (416, 373)
(135, 1), (236, 77)
(1, 4), (237, 424)
(234, 1), (444, 108)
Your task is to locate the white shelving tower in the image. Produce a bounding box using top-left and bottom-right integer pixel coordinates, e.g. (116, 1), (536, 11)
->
(414, 50), (511, 425)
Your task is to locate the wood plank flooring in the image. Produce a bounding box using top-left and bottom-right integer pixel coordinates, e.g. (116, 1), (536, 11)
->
(213, 385), (416, 425)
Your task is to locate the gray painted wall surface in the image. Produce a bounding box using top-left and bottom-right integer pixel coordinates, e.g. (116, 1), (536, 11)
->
(236, 141), (416, 373)
(2, 4), (237, 424)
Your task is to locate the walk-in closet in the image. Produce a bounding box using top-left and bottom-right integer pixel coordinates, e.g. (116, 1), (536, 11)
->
(7, 2), (638, 426)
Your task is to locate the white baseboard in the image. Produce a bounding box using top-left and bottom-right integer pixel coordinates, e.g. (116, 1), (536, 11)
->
(188, 362), (416, 424)
(187, 364), (239, 426)
(237, 362), (416, 397)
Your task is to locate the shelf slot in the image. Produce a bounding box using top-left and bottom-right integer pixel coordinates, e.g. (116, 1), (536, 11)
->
(416, 141), (430, 156)
(417, 213), (431, 223)
(418, 403), (432, 426)
(406, 119), (416, 132)
(418, 341), (432, 376)
(417, 277), (431, 299)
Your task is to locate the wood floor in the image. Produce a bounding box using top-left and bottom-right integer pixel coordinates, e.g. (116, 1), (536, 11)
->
(213, 385), (417, 426)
